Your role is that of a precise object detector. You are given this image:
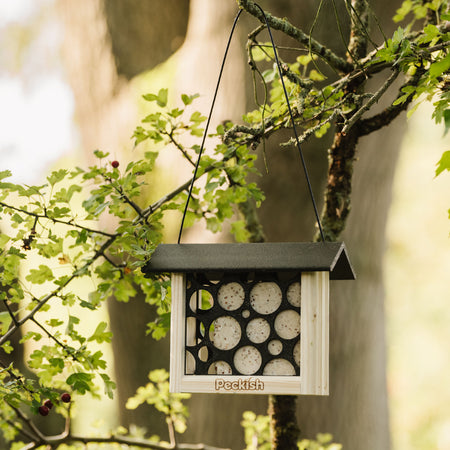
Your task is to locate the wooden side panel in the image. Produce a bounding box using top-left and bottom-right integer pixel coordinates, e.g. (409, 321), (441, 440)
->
(300, 271), (329, 395)
(169, 273), (186, 393)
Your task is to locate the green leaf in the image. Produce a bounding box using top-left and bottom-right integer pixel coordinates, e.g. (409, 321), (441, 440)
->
(251, 42), (274, 62)
(25, 265), (54, 284)
(66, 372), (94, 394)
(47, 169), (68, 186)
(231, 220), (251, 243)
(93, 150), (109, 159)
(0, 311), (13, 334)
(49, 358), (65, 370)
(87, 321), (113, 343)
(435, 150), (450, 177)
(0, 233), (10, 248)
(1, 341), (13, 354)
(114, 279), (137, 302)
(181, 93), (199, 105)
(444, 109), (450, 136)
(19, 331), (42, 343)
(54, 185), (82, 203)
(190, 111), (206, 124)
(87, 350), (107, 370)
(393, 0), (412, 22)
(314, 122), (331, 138)
(143, 88), (168, 107)
(46, 318), (64, 327)
(0, 170), (12, 181)
(100, 373), (116, 399)
(146, 313), (170, 340)
(429, 53), (450, 79)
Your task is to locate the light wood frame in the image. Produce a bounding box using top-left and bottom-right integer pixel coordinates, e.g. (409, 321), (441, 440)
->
(169, 271), (329, 395)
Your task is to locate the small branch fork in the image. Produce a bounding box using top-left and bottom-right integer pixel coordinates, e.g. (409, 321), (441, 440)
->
(341, 68), (400, 135)
(238, 0), (353, 74)
(14, 406), (229, 450)
(20, 434), (229, 450)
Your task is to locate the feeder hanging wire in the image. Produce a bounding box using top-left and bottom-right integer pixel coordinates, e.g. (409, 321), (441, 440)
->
(178, 3), (325, 243)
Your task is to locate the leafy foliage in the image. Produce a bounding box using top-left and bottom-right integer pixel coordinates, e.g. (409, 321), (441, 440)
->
(242, 411), (271, 450)
(0, 92), (263, 447)
(241, 411), (342, 450)
(126, 369), (190, 434)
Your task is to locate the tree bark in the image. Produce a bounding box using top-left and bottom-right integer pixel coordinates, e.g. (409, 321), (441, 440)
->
(269, 395), (300, 449)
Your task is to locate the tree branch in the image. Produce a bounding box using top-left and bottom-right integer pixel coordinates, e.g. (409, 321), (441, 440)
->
(2, 299), (19, 327)
(341, 68), (400, 135)
(10, 406), (47, 443)
(0, 201), (115, 238)
(0, 235), (116, 346)
(238, 0), (353, 73)
(357, 70), (423, 136)
(19, 432), (231, 450)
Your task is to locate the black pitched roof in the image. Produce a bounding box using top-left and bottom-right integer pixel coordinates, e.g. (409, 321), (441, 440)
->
(142, 242), (355, 280)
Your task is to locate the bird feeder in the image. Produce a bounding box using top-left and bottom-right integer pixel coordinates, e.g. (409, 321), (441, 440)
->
(143, 242), (354, 395)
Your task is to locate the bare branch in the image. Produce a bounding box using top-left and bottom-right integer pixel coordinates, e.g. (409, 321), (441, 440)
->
(10, 406), (47, 442)
(357, 70), (423, 136)
(341, 68), (400, 135)
(19, 432), (231, 450)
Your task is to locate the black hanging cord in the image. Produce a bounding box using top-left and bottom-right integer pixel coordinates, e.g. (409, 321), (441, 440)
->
(177, 9), (244, 243)
(178, 4), (325, 243)
(254, 4), (326, 242)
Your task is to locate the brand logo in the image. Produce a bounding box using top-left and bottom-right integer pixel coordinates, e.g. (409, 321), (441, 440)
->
(215, 378), (264, 391)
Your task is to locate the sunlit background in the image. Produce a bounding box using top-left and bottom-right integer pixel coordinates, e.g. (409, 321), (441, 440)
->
(0, 0), (76, 182)
(0, 1), (449, 449)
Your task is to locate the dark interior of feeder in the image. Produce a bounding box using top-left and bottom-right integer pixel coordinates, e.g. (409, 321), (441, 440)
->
(184, 272), (301, 376)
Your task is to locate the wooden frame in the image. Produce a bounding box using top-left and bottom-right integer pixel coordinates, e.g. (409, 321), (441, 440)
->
(144, 242), (354, 396)
(169, 271), (329, 395)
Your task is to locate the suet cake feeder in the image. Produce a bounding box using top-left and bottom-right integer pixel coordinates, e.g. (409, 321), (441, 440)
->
(143, 241), (354, 395)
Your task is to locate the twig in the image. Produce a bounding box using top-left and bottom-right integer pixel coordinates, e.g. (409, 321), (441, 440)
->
(5, 419), (38, 442)
(30, 317), (79, 361)
(238, 0), (353, 73)
(341, 68), (400, 135)
(281, 109), (342, 147)
(357, 71), (422, 136)
(19, 432), (231, 450)
(167, 417), (177, 448)
(3, 299), (19, 326)
(10, 405), (47, 442)
(104, 175), (146, 221)
(166, 130), (196, 167)
(0, 201), (115, 238)
(0, 235), (116, 346)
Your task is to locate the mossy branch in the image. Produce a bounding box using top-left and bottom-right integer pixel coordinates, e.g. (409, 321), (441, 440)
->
(238, 0), (353, 74)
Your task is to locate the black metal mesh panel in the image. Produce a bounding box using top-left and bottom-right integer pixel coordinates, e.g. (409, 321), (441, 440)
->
(185, 272), (301, 376)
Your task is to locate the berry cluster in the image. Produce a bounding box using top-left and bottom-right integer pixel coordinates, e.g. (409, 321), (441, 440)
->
(38, 393), (71, 416)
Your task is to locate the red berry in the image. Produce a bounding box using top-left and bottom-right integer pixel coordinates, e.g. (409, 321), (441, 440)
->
(61, 393), (71, 403)
(44, 399), (53, 409)
(38, 405), (49, 416)
(111, 160), (119, 168)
